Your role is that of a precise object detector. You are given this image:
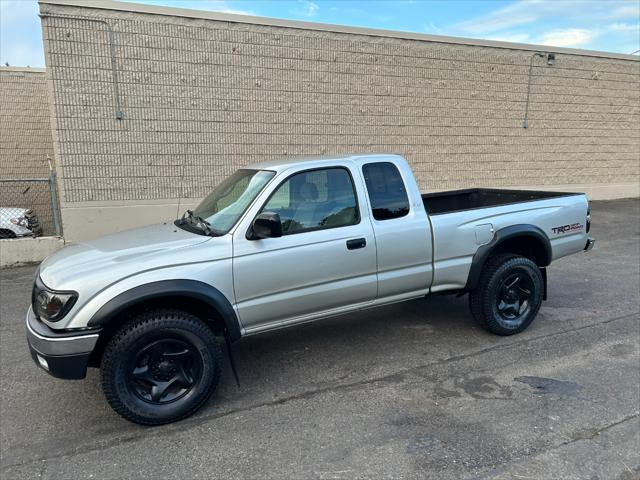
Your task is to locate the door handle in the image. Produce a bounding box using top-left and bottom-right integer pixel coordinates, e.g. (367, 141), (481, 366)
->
(346, 238), (366, 250)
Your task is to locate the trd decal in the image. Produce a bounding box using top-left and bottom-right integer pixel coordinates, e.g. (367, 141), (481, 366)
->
(551, 223), (583, 235)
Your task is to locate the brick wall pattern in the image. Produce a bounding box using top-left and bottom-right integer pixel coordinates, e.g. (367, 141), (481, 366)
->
(39, 3), (640, 204)
(0, 68), (57, 234)
(0, 69), (54, 178)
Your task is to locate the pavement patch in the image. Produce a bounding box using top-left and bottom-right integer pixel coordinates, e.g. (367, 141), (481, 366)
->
(515, 376), (585, 399)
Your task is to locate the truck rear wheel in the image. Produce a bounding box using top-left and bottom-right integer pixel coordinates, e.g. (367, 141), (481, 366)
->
(101, 309), (222, 425)
(469, 254), (543, 336)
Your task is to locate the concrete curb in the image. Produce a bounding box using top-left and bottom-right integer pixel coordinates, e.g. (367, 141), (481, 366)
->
(0, 237), (64, 268)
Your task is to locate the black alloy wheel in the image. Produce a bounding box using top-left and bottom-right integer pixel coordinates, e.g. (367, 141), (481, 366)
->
(128, 338), (203, 404)
(101, 309), (222, 425)
(495, 270), (534, 325)
(469, 254), (543, 336)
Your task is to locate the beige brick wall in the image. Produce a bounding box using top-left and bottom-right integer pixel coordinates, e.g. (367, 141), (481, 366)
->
(0, 68), (53, 178)
(39, 0), (639, 240)
(0, 67), (58, 235)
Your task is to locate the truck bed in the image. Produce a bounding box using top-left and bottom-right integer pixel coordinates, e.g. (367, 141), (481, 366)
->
(422, 188), (583, 215)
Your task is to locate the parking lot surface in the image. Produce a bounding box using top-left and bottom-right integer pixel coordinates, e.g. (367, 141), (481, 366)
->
(1, 198), (638, 479)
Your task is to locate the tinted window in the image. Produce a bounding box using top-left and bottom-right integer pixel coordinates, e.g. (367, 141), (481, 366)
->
(262, 168), (359, 234)
(362, 162), (410, 220)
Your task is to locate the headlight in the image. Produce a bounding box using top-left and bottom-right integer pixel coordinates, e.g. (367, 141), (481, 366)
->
(32, 276), (77, 322)
(10, 217), (28, 226)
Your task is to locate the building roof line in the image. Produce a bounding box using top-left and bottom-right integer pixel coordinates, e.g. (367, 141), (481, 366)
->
(0, 66), (46, 73)
(39, 0), (639, 62)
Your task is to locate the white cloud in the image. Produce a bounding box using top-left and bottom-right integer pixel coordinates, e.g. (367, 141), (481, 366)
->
(424, 21), (444, 35)
(607, 3), (640, 20)
(531, 22), (639, 50)
(484, 32), (532, 43)
(449, 0), (639, 52)
(0, 0), (37, 24)
(0, 0), (44, 67)
(455, 0), (640, 36)
(199, 0), (255, 16)
(537, 28), (595, 47)
(607, 22), (640, 33)
(293, 0), (319, 18)
(0, 41), (44, 68)
(213, 7), (255, 15)
(455, 0), (545, 34)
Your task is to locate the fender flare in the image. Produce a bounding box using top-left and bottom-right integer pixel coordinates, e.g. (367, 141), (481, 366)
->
(87, 279), (241, 342)
(465, 224), (551, 291)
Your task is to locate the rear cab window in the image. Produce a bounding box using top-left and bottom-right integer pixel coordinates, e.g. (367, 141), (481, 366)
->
(362, 162), (410, 220)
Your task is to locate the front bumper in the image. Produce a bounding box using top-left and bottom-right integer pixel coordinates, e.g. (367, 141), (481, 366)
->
(25, 307), (100, 379)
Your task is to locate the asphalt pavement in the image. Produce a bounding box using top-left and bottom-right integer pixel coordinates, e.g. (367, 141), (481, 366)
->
(1, 198), (638, 479)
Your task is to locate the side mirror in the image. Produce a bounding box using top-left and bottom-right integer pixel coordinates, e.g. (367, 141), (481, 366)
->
(248, 212), (282, 240)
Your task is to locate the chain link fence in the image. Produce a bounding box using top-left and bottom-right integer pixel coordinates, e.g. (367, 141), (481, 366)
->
(0, 172), (62, 239)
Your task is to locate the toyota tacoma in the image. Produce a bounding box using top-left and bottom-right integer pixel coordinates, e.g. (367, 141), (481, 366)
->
(26, 154), (594, 425)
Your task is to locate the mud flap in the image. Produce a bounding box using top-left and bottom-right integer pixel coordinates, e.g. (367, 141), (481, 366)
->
(223, 329), (241, 387)
(540, 267), (547, 301)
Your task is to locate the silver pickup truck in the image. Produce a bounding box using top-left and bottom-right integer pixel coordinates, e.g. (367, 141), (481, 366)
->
(26, 154), (594, 425)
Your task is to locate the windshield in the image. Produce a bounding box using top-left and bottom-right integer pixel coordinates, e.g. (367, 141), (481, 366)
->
(185, 169), (275, 235)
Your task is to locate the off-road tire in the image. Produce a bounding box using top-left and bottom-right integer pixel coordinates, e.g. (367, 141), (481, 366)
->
(101, 309), (222, 425)
(469, 254), (543, 336)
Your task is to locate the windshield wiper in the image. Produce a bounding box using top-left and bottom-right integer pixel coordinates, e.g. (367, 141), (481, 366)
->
(181, 209), (213, 236)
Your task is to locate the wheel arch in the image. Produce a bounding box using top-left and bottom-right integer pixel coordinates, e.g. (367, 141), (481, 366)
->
(86, 280), (241, 367)
(465, 224), (551, 291)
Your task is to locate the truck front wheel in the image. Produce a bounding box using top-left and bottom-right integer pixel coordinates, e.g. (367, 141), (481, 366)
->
(100, 309), (222, 425)
(469, 254), (544, 336)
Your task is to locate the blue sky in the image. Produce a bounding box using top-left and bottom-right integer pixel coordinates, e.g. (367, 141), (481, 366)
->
(1, 0), (639, 67)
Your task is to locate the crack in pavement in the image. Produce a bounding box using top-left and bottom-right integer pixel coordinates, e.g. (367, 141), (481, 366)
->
(559, 412), (640, 446)
(2, 310), (638, 470)
(468, 413), (640, 480)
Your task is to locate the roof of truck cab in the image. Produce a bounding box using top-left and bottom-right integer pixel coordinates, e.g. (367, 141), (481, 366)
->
(246, 154), (405, 171)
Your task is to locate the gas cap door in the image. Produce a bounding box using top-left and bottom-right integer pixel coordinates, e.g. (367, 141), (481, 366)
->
(475, 223), (495, 245)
